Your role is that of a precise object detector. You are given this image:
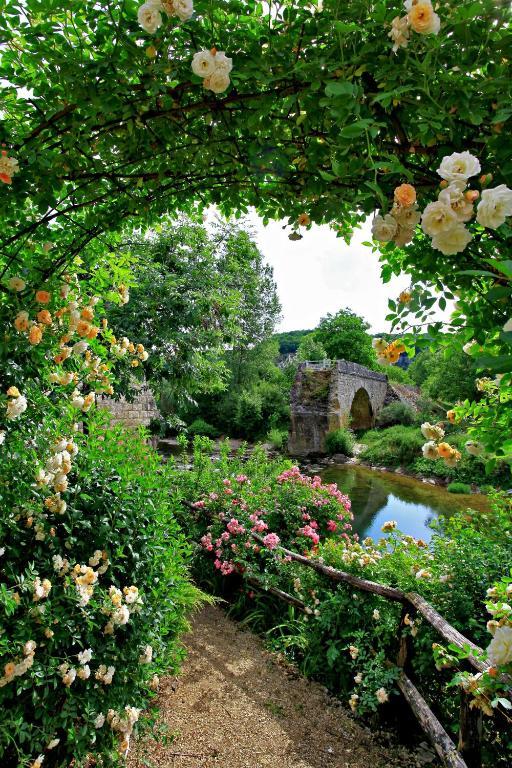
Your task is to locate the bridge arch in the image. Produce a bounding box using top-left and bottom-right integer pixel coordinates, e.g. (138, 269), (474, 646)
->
(349, 387), (374, 430)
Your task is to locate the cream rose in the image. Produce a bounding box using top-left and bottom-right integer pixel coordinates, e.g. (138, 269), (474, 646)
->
(191, 50), (216, 78)
(487, 625), (512, 667)
(213, 51), (233, 74)
(8, 276), (26, 292)
(172, 0), (193, 21)
(371, 214), (397, 242)
(476, 185), (512, 229)
(431, 223), (472, 255)
(421, 201), (458, 236)
(137, 3), (163, 33)
(391, 202), (421, 229)
(408, 2), (440, 35)
(437, 151), (481, 183)
(438, 185), (474, 222)
(421, 422), (444, 440)
(389, 15), (410, 53)
(204, 71), (231, 94)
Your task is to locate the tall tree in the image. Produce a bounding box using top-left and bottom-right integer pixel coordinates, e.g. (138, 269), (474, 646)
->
(311, 309), (377, 369)
(107, 217), (280, 405)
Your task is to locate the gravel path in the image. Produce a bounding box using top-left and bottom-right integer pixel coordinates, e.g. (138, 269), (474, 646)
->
(129, 605), (416, 768)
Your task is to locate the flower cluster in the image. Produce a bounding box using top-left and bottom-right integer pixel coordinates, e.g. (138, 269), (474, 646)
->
(107, 705), (141, 757)
(389, 0), (440, 53)
(372, 337), (405, 366)
(5, 386), (28, 421)
(437, 578), (512, 717)
(420, 422), (462, 466)
(138, 0), (193, 34)
(0, 641), (37, 688)
(191, 49), (233, 94)
(373, 154), (512, 257)
(0, 149), (20, 184)
(102, 585), (143, 635)
(109, 335), (149, 367)
(372, 184), (420, 246)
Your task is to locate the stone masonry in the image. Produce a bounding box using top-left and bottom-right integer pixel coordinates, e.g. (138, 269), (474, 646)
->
(288, 360), (388, 456)
(98, 383), (160, 428)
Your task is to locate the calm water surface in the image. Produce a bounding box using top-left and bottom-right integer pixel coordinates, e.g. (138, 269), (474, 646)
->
(318, 464), (489, 542)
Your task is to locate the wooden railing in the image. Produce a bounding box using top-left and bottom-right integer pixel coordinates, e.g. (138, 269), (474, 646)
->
(249, 534), (490, 768)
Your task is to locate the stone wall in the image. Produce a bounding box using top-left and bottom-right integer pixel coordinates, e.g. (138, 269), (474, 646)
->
(288, 361), (388, 456)
(98, 384), (160, 428)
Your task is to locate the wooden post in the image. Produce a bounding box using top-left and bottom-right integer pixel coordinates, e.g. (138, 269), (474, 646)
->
(458, 691), (482, 768)
(397, 673), (469, 768)
(396, 604), (416, 674)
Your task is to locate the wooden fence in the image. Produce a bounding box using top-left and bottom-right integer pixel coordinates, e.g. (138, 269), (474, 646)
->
(249, 534), (492, 768)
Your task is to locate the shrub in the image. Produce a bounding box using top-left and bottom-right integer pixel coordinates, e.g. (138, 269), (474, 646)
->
(267, 428), (288, 451)
(376, 402), (415, 427)
(187, 418), (220, 438)
(447, 481), (472, 494)
(360, 425), (424, 467)
(0, 409), (199, 767)
(378, 363), (409, 383)
(325, 428), (355, 456)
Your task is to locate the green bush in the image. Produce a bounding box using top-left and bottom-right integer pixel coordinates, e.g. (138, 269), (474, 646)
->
(325, 428), (355, 456)
(376, 402), (416, 427)
(378, 363), (409, 383)
(0, 409), (199, 767)
(187, 418), (220, 438)
(446, 483), (471, 494)
(447, 482), (472, 494)
(360, 425), (424, 467)
(267, 428), (288, 451)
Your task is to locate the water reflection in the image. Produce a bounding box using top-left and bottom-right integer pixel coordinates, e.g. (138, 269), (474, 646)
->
(318, 465), (489, 542)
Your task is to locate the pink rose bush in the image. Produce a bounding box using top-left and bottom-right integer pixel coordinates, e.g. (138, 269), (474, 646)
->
(179, 445), (354, 585)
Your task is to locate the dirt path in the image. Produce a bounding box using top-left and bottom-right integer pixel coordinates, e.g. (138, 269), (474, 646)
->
(129, 605), (417, 768)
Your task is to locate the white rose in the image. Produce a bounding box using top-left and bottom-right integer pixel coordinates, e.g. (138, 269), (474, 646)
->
(437, 152), (481, 183)
(191, 50), (216, 78)
(487, 625), (512, 667)
(78, 648), (93, 665)
(214, 52), (233, 74)
(438, 185), (474, 222)
(476, 185), (512, 229)
(422, 441), (439, 460)
(0, 430), (5, 445)
(431, 223), (472, 255)
(94, 713), (106, 728)
(503, 318), (512, 333)
(371, 214), (397, 242)
(6, 394), (28, 420)
(172, 0), (193, 21)
(391, 202), (421, 228)
(421, 201), (458, 236)
(204, 71), (231, 94)
(138, 3), (162, 34)
(372, 338), (387, 353)
(421, 422), (444, 440)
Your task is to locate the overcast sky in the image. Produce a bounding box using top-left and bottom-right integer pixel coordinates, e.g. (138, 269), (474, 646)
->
(246, 212), (410, 334)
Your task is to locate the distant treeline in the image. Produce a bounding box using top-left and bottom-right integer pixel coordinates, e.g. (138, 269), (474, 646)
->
(273, 329), (312, 355)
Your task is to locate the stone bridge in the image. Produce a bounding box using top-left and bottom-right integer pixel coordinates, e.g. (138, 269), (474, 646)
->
(288, 360), (388, 456)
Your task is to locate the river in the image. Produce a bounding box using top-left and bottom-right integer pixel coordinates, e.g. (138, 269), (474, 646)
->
(318, 464), (490, 542)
